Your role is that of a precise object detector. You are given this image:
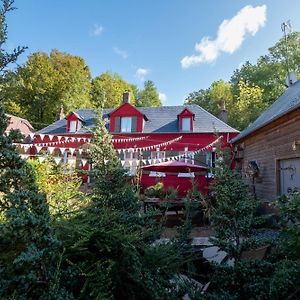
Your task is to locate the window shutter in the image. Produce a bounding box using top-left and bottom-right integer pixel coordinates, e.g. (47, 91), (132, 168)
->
(131, 116), (137, 132)
(114, 117), (121, 132)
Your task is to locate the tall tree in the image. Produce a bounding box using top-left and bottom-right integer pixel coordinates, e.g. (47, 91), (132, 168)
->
(91, 72), (135, 108)
(135, 80), (162, 107)
(3, 49), (92, 128)
(231, 32), (300, 106)
(0, 1), (59, 298)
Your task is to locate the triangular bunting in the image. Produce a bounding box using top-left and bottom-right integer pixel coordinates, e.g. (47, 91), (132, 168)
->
(54, 157), (61, 165)
(48, 147), (55, 154)
(38, 156), (46, 163)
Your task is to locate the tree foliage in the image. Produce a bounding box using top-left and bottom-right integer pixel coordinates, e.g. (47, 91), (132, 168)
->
(91, 72), (136, 108)
(3, 49), (92, 128)
(29, 158), (86, 220)
(135, 80), (162, 107)
(210, 148), (259, 262)
(0, 2), (59, 298)
(185, 32), (300, 130)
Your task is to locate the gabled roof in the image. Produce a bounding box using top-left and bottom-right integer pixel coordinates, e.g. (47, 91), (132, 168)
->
(178, 107), (195, 118)
(109, 102), (148, 120)
(232, 80), (300, 143)
(67, 111), (85, 122)
(36, 104), (238, 135)
(5, 114), (35, 136)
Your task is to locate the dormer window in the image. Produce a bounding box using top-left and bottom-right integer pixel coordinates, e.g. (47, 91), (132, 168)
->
(109, 92), (148, 133)
(178, 108), (194, 132)
(69, 120), (77, 132)
(182, 117), (191, 131)
(121, 117), (132, 132)
(66, 112), (84, 133)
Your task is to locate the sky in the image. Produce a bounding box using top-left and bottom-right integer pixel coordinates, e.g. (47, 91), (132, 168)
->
(6, 0), (300, 106)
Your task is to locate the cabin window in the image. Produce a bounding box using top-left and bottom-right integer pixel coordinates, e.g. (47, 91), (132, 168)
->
(182, 117), (191, 131)
(69, 120), (77, 132)
(121, 117), (132, 132)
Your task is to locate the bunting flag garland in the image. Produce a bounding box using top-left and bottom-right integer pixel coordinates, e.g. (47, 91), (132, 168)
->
(112, 136), (149, 143)
(163, 136), (222, 162)
(81, 159), (88, 167)
(116, 136), (183, 153)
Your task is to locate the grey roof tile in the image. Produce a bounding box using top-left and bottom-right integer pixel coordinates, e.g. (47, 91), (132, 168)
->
(36, 105), (238, 135)
(232, 80), (300, 143)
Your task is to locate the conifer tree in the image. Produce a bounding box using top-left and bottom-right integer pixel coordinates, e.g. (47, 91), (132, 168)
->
(210, 147), (259, 262)
(89, 110), (139, 212)
(0, 1), (58, 297)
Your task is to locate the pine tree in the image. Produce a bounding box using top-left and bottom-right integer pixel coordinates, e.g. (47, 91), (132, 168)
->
(210, 147), (259, 262)
(0, 1), (58, 298)
(89, 110), (139, 212)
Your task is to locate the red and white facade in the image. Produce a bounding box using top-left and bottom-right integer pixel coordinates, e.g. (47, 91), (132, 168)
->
(18, 93), (239, 195)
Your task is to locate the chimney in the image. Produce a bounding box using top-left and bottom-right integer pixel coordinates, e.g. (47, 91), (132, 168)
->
(219, 100), (228, 124)
(56, 105), (65, 121)
(123, 90), (130, 104)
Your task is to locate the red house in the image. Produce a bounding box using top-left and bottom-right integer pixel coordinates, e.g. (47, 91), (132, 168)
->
(28, 92), (238, 195)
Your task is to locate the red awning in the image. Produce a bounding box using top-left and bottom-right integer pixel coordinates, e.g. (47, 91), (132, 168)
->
(140, 160), (207, 173)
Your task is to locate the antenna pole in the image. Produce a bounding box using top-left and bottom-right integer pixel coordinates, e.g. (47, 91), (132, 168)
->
(281, 22), (290, 79)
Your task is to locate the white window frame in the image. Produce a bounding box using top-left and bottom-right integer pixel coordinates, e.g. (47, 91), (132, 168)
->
(69, 120), (77, 132)
(121, 117), (132, 133)
(182, 117), (191, 131)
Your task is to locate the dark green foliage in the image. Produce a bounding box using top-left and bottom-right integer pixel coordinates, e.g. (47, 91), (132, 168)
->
(0, 87), (58, 297)
(210, 148), (259, 261)
(276, 191), (300, 259)
(0, 2), (59, 298)
(89, 110), (139, 212)
(204, 259), (300, 300)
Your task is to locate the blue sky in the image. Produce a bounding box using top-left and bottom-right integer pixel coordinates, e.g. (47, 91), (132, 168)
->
(7, 0), (300, 106)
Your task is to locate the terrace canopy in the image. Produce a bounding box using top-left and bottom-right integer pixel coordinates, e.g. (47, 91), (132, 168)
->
(140, 160), (207, 173)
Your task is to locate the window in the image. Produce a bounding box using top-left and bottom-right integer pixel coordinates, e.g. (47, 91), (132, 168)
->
(151, 149), (165, 163)
(179, 147), (194, 164)
(69, 120), (77, 132)
(182, 117), (191, 131)
(121, 117), (132, 132)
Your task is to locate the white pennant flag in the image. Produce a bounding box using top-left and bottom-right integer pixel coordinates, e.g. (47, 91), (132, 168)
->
(78, 149), (83, 155)
(69, 148), (76, 156)
(117, 149), (121, 154)
(142, 159), (147, 165)
(48, 135), (53, 141)
(39, 134), (45, 141)
(121, 160), (125, 166)
(54, 157), (61, 165)
(29, 133), (35, 140)
(23, 144), (30, 152)
(60, 148), (66, 154)
(58, 136), (62, 142)
(81, 159), (87, 167)
(48, 147), (55, 154)
(38, 156), (46, 163)
(35, 146), (43, 153)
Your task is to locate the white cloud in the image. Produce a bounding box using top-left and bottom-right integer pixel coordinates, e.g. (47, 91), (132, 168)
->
(159, 92), (167, 104)
(181, 5), (267, 68)
(91, 24), (104, 36)
(135, 68), (149, 81)
(113, 47), (128, 59)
